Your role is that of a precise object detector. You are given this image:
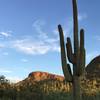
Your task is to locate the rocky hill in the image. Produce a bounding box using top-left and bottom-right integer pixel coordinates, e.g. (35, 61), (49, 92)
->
(16, 71), (64, 87)
(28, 71), (64, 81)
(86, 55), (100, 79)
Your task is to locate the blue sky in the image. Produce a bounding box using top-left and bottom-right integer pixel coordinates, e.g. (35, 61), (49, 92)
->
(0, 0), (100, 82)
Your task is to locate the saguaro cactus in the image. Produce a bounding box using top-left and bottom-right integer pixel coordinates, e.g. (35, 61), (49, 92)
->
(58, 0), (85, 100)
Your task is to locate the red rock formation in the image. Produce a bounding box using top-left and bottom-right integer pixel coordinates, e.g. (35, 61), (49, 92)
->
(28, 71), (64, 81)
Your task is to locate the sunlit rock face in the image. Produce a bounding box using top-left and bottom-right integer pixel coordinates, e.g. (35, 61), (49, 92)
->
(28, 71), (64, 81)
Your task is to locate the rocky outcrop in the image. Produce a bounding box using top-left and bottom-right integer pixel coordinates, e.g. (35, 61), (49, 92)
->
(86, 55), (100, 79)
(28, 71), (64, 81)
(16, 71), (64, 86)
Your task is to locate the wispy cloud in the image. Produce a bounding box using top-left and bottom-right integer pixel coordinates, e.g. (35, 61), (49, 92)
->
(6, 76), (23, 83)
(21, 58), (28, 63)
(94, 35), (100, 41)
(10, 19), (60, 55)
(2, 52), (9, 56)
(0, 43), (5, 48)
(78, 13), (87, 21)
(0, 69), (12, 73)
(0, 31), (12, 38)
(12, 38), (59, 55)
(32, 20), (48, 39)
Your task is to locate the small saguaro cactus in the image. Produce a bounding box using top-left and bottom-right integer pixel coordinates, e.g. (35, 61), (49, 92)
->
(58, 0), (85, 100)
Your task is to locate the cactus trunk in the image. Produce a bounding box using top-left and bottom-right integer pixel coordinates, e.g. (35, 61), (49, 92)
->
(73, 76), (82, 100)
(72, 0), (82, 99)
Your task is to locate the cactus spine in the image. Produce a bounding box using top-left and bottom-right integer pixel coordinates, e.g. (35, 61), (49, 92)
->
(58, 0), (85, 100)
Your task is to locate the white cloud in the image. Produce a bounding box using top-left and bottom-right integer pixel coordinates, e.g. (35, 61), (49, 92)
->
(0, 44), (5, 48)
(6, 76), (23, 83)
(12, 38), (59, 55)
(94, 35), (100, 41)
(0, 69), (12, 73)
(3, 52), (9, 56)
(78, 13), (87, 21)
(32, 20), (48, 39)
(12, 15), (87, 55)
(0, 31), (12, 37)
(21, 58), (28, 63)
(10, 20), (60, 55)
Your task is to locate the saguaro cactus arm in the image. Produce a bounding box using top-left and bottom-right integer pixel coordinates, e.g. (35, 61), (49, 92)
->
(66, 37), (74, 63)
(79, 29), (86, 75)
(58, 25), (72, 82)
(80, 29), (84, 50)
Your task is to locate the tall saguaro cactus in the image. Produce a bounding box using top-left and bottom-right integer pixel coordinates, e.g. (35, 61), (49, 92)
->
(58, 0), (85, 100)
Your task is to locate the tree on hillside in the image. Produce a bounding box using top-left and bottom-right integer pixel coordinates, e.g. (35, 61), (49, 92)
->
(0, 75), (9, 84)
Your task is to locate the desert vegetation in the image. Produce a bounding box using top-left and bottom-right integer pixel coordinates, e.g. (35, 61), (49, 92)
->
(0, 74), (100, 100)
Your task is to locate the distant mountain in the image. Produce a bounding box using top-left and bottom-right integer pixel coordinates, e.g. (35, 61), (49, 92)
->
(28, 71), (64, 81)
(16, 71), (64, 87)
